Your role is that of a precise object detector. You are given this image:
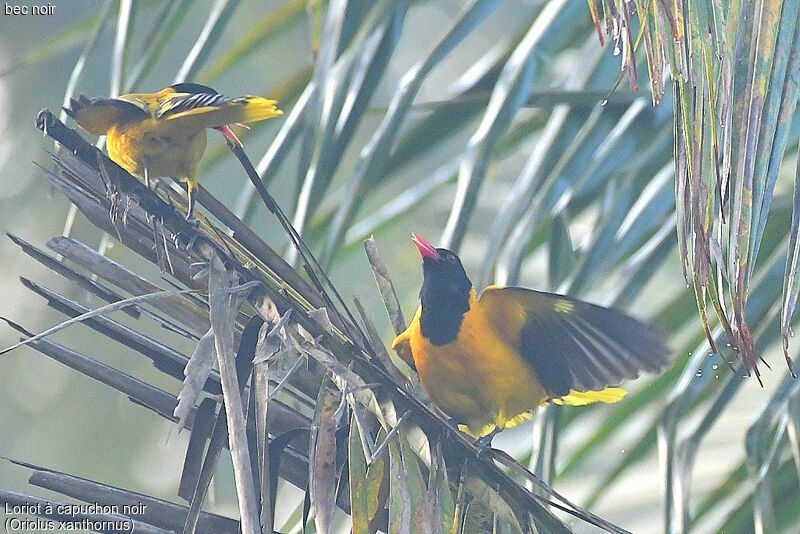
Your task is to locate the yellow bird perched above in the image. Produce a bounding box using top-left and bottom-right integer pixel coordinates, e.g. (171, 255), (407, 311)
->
(65, 83), (282, 218)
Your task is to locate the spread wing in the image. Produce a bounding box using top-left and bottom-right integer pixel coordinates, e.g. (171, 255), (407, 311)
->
(64, 95), (149, 135)
(155, 91), (281, 129)
(479, 285), (671, 398)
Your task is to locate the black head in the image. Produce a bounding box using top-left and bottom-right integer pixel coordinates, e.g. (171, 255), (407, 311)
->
(412, 233), (472, 345)
(414, 233), (471, 298)
(170, 82), (218, 95)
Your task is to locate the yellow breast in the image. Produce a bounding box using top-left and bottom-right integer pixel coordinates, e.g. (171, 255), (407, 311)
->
(106, 119), (207, 182)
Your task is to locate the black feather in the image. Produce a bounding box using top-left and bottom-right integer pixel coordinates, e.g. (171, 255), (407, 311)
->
(519, 316), (574, 397)
(170, 82), (219, 95)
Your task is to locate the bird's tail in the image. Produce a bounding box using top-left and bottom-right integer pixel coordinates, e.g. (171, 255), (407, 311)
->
(551, 387), (627, 406)
(236, 96), (284, 123)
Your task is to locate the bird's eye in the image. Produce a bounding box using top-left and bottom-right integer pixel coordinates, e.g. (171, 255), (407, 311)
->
(447, 254), (457, 264)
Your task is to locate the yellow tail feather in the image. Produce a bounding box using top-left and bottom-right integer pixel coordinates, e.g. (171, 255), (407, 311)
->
(240, 97), (283, 122)
(163, 96), (282, 128)
(552, 387), (627, 406)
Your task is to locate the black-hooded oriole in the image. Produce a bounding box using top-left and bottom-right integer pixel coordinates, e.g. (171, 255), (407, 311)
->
(392, 233), (671, 438)
(64, 83), (282, 218)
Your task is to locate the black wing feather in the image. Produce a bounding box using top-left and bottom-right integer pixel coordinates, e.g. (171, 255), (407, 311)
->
(561, 319), (625, 387)
(519, 315), (574, 397)
(169, 82), (219, 95)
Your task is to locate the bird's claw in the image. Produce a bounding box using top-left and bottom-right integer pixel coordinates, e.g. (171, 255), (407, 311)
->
(474, 440), (494, 458)
(473, 427), (501, 458)
(173, 223), (201, 252)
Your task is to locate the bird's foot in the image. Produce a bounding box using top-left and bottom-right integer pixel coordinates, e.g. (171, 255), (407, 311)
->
(473, 427), (501, 458)
(184, 214), (200, 228)
(172, 222), (201, 252)
(150, 177), (166, 194)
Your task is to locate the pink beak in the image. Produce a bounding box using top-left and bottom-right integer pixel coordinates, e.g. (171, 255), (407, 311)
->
(412, 233), (439, 261)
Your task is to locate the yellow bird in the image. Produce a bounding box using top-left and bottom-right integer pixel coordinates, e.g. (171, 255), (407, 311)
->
(393, 233), (672, 440)
(65, 83), (282, 218)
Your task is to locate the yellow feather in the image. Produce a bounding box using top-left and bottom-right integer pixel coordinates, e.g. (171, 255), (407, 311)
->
(551, 387), (627, 406)
(457, 412), (533, 439)
(391, 307), (419, 369)
(504, 411), (534, 428)
(458, 423), (494, 439)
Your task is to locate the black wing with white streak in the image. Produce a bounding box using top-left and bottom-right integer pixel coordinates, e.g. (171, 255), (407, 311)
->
(155, 92), (238, 120)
